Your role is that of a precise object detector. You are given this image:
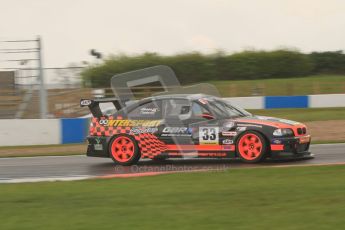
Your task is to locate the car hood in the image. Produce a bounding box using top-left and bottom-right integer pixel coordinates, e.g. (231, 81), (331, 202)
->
(233, 115), (303, 128)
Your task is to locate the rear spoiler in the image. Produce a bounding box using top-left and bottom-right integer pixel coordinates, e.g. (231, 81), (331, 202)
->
(80, 98), (122, 118)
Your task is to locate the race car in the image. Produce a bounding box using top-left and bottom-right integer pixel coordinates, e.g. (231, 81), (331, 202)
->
(80, 94), (311, 165)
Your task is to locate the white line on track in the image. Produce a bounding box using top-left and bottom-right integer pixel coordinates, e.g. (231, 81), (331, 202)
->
(311, 143), (345, 146)
(0, 175), (93, 183)
(0, 155), (84, 160)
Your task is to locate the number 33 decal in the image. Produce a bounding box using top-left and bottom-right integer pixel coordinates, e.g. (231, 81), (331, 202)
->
(199, 127), (219, 145)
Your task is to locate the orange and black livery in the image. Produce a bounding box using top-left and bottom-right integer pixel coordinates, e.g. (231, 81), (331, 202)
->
(81, 94), (312, 165)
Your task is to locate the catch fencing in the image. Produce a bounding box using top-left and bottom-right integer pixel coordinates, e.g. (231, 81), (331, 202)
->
(0, 93), (344, 147)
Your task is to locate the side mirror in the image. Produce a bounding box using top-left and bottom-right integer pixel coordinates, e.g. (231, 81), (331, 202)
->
(201, 113), (214, 120)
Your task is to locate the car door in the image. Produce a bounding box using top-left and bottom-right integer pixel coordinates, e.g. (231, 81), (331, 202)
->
(186, 101), (220, 146)
(160, 99), (220, 147)
(157, 98), (194, 146)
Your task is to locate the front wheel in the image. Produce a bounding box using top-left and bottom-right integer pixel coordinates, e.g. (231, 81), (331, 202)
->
(236, 131), (268, 163)
(109, 134), (140, 166)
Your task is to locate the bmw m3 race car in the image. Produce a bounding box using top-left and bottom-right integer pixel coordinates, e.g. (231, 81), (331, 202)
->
(81, 94), (311, 165)
(80, 65), (311, 165)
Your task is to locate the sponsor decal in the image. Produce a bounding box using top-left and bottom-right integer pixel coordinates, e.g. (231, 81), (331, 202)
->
(222, 139), (233, 145)
(140, 107), (160, 115)
(199, 127), (219, 145)
(94, 144), (103, 150)
(130, 127), (158, 135)
(198, 152), (227, 157)
(80, 99), (92, 106)
(224, 122), (235, 128)
(236, 127), (246, 132)
(95, 137), (101, 144)
(100, 119), (162, 127)
(99, 119), (109, 125)
(222, 131), (237, 136)
(162, 127), (191, 137)
(94, 137), (103, 150)
(222, 145), (233, 150)
(272, 139), (282, 144)
(237, 123), (263, 128)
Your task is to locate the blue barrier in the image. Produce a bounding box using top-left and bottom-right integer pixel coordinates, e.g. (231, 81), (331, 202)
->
(58, 94), (340, 144)
(264, 96), (309, 109)
(61, 118), (88, 144)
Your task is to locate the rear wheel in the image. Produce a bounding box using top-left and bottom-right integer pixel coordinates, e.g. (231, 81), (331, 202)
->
(109, 135), (140, 166)
(236, 131), (267, 163)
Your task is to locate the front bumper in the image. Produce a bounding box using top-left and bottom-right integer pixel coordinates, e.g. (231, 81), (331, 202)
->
(270, 135), (312, 158)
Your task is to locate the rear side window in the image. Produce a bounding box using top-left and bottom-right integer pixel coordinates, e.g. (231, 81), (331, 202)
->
(127, 101), (162, 119)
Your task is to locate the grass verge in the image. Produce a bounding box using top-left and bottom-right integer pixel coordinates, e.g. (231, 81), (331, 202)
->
(0, 165), (344, 229)
(248, 107), (345, 122)
(0, 151), (83, 158)
(0, 143), (84, 158)
(209, 74), (345, 96)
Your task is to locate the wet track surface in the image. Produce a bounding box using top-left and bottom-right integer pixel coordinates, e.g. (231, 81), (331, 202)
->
(0, 144), (344, 182)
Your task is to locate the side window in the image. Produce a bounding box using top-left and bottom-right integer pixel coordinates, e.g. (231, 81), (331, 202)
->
(128, 101), (162, 119)
(162, 99), (191, 119)
(162, 99), (213, 122)
(191, 102), (210, 118)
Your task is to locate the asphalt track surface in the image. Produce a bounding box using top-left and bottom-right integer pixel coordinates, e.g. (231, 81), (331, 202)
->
(0, 143), (344, 183)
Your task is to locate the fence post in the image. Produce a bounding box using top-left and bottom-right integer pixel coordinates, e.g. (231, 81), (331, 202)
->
(37, 36), (48, 118)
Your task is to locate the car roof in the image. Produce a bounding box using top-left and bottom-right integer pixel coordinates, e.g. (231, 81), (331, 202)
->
(144, 93), (218, 101)
(117, 94), (220, 113)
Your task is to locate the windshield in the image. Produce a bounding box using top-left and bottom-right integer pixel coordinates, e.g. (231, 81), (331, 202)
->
(207, 98), (252, 118)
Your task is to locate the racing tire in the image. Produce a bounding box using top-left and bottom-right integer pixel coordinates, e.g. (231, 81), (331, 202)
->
(109, 134), (141, 166)
(236, 131), (268, 163)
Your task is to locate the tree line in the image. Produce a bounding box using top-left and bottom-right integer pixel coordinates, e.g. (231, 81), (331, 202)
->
(81, 50), (345, 87)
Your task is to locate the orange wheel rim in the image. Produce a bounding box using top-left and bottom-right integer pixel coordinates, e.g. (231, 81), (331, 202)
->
(111, 136), (135, 163)
(238, 133), (262, 160)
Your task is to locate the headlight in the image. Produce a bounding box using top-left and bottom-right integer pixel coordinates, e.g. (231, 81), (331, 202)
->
(273, 128), (294, 137)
